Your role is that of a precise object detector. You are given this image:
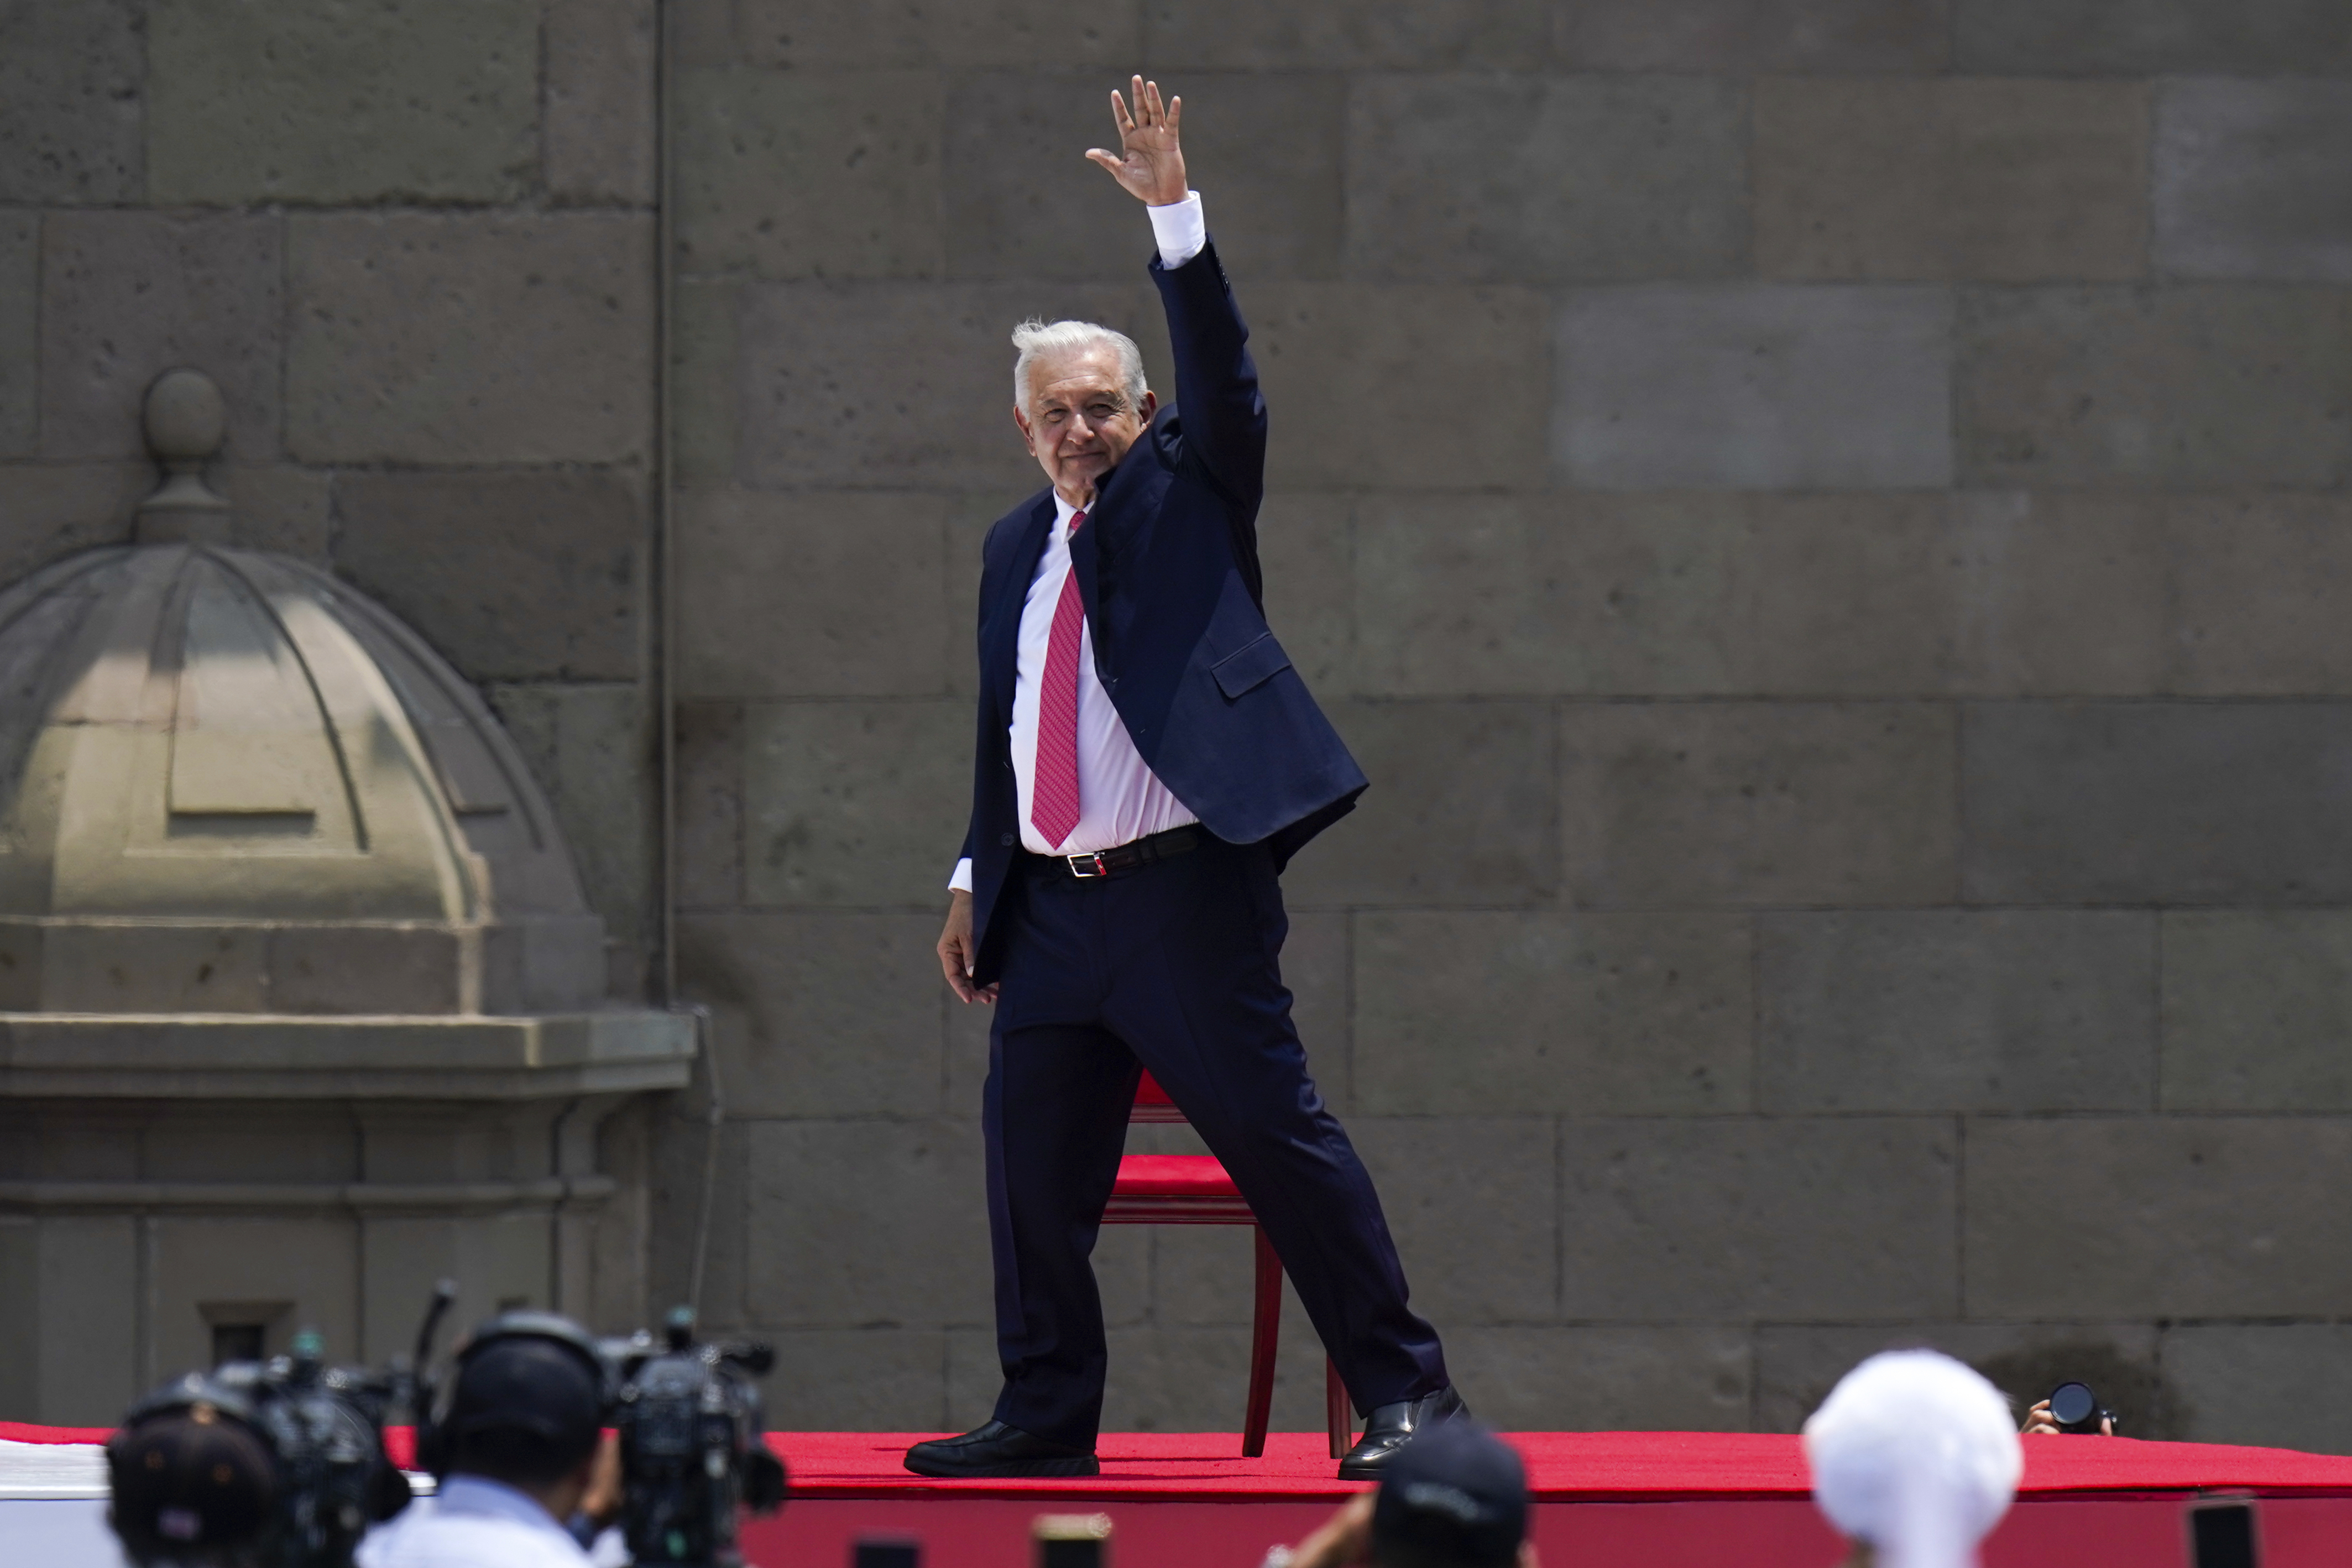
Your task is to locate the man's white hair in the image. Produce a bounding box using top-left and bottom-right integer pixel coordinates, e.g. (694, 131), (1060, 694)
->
(1011, 318), (1147, 413)
(1805, 1350), (2022, 1568)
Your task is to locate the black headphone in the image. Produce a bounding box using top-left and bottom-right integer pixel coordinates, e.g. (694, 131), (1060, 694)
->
(415, 1309), (613, 1480)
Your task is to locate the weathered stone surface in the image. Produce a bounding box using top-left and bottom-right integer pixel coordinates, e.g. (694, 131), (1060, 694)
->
(145, 0), (539, 206)
(740, 1327), (946, 1429)
(1957, 287), (2352, 488)
(2157, 81), (2352, 283)
(1757, 80), (2148, 282)
(1555, 286), (1953, 489)
(675, 702), (744, 909)
(1562, 703), (1957, 907)
(487, 682), (655, 981)
(1283, 911), (1352, 1109)
(671, 284), (740, 483)
(1152, 1224), (1272, 1325)
(678, 913), (944, 1116)
(741, 700), (969, 907)
(1559, 0), (1949, 70)
(1966, 1118), (2352, 1318)
(1955, 0), (2352, 74)
(676, 69), (942, 279)
(1256, 493), (1354, 697)
(267, 926), (464, 1016)
(944, 73), (1348, 284)
(218, 466), (332, 560)
(145, 0), (539, 205)
(1760, 912), (2156, 1112)
(1282, 702), (1554, 907)
(1347, 76), (1747, 284)
(0, 0), (142, 203)
(744, 1117), (991, 1324)
(1358, 491), (2145, 698)
(1100, 1326), (1263, 1431)
(1144, 0), (1549, 66)
(0, 462), (142, 583)
(149, 1216), (359, 1385)
(546, 0), (657, 205)
(944, 75), (1182, 284)
(0, 216), (33, 456)
(734, 281), (1149, 489)
(944, 494), (1005, 701)
(1961, 703), (2352, 905)
(1356, 912), (1752, 1114)
(40, 211), (284, 462)
(2165, 1325), (2352, 1454)
(648, 1114), (749, 1328)
(1173, 75), (1349, 283)
(334, 472), (642, 682)
(288, 212), (655, 465)
(1947, 492), (2169, 697)
(2167, 494), (2352, 695)
(1350, 1117), (1557, 1324)
(2162, 912), (2352, 1111)
(40, 923), (269, 1012)
(1093, 1226), (1156, 1330)
(677, 490), (953, 698)
(738, 0), (1140, 67)
(1250, 284), (1550, 489)
(1755, 1323), (2167, 1435)
(0, 1217), (140, 1424)
(1447, 1326), (1752, 1433)
(1561, 1117), (1958, 1319)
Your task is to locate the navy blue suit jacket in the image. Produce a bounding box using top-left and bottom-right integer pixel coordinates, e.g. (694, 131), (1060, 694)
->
(959, 240), (1367, 983)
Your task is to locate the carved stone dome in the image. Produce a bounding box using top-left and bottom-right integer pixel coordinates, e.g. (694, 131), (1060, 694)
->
(0, 543), (604, 1015)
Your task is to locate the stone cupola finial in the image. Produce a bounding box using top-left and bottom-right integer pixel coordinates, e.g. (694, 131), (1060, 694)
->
(136, 366), (232, 545)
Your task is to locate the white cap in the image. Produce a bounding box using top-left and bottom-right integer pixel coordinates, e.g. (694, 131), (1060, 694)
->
(1803, 1350), (2023, 1568)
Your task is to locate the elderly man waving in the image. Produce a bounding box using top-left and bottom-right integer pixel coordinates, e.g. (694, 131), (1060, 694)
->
(913, 81), (1462, 1482)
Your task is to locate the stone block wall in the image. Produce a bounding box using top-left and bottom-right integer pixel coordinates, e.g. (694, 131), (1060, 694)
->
(7, 0), (2351, 1450)
(0, 0), (663, 994)
(668, 0), (2352, 1449)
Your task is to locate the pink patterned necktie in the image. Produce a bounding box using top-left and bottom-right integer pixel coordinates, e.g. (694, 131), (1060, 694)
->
(1029, 510), (1087, 850)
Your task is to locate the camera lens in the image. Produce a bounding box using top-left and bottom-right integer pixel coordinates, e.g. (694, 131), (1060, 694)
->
(2048, 1382), (2097, 1427)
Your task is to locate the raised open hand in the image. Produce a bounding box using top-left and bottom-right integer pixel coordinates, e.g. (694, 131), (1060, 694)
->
(1085, 76), (1187, 206)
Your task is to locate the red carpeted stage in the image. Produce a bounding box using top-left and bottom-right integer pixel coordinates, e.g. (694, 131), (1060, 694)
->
(13, 1423), (2352, 1567)
(752, 1430), (2352, 1568)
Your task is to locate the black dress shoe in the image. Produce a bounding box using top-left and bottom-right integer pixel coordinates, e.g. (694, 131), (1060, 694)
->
(904, 1420), (1101, 1478)
(1336, 1387), (1470, 1479)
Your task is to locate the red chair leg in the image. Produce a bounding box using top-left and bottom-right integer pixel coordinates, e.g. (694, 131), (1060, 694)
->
(1243, 1226), (1281, 1457)
(1327, 1358), (1353, 1459)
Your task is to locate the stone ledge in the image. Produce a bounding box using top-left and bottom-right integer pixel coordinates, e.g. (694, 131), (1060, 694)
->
(0, 1008), (696, 1098)
(0, 1174), (617, 1214)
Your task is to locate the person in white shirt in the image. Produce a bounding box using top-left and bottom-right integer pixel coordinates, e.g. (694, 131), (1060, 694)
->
(360, 1330), (613, 1568)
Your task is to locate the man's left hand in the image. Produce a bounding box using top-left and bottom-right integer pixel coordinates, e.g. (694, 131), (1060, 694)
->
(1086, 76), (1187, 206)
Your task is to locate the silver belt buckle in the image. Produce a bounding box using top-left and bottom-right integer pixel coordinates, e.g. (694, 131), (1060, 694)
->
(1067, 851), (1110, 878)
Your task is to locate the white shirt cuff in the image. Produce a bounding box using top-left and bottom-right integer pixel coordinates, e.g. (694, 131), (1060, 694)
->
(1149, 191), (1205, 268)
(949, 858), (974, 894)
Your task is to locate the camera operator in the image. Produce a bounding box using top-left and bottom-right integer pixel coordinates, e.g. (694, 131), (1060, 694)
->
(360, 1313), (614, 1568)
(1273, 1422), (1536, 1568)
(107, 1386), (279, 1568)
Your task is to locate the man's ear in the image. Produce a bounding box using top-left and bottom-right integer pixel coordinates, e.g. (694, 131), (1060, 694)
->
(1012, 403), (1035, 452)
(1138, 390), (1157, 421)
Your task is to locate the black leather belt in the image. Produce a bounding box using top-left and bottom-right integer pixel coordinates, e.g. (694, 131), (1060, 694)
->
(1032, 823), (1204, 879)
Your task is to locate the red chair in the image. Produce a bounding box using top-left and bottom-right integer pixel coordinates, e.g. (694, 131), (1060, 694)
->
(1102, 1071), (1353, 1458)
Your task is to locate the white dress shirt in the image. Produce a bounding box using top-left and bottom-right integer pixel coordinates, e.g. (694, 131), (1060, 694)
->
(950, 193), (1208, 893)
(357, 1475), (595, 1568)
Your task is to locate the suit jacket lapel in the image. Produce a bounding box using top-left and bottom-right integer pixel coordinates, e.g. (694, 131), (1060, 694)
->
(986, 493), (1055, 716)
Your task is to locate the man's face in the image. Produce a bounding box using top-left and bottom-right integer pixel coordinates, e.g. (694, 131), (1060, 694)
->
(1013, 346), (1155, 503)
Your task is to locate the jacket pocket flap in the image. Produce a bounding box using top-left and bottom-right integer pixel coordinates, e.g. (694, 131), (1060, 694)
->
(1211, 633), (1292, 699)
